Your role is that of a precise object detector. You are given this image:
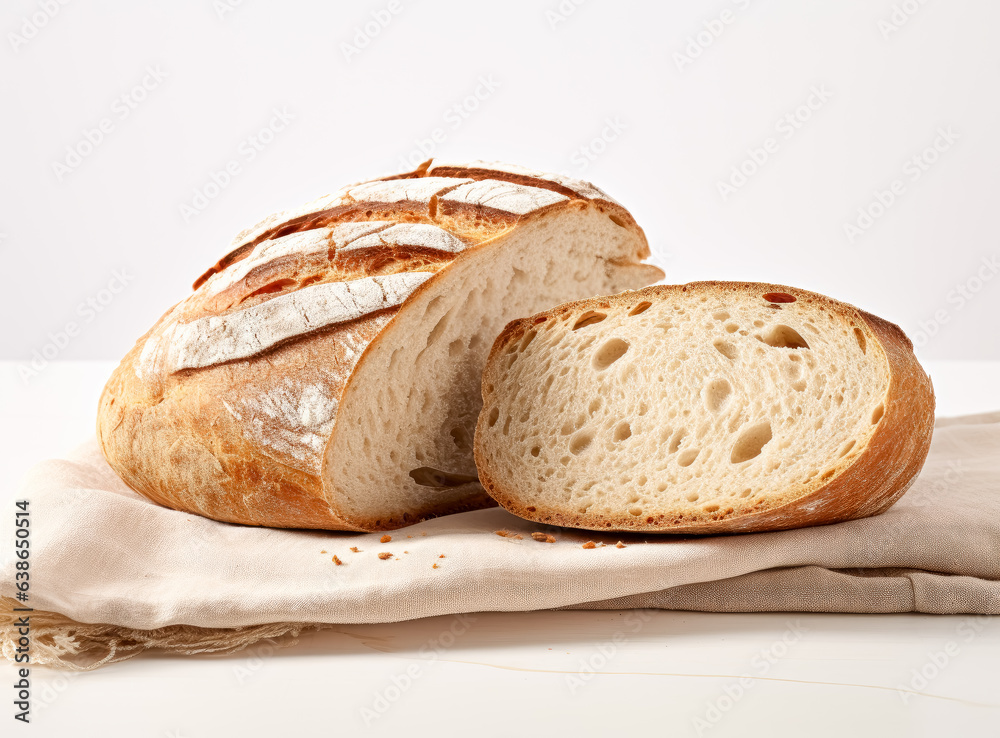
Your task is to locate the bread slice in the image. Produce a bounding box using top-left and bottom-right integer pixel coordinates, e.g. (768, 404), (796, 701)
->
(97, 160), (662, 531)
(474, 282), (935, 534)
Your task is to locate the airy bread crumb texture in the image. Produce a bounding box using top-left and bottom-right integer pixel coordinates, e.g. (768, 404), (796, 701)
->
(476, 282), (933, 533)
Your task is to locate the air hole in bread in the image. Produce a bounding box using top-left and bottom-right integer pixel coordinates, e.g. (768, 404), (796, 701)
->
(763, 292), (796, 304)
(613, 421), (632, 441)
(731, 421), (773, 463)
(569, 430), (594, 455)
(703, 378), (732, 412)
(713, 339), (738, 360)
(530, 446), (541, 457)
(487, 407), (500, 427)
(725, 323), (739, 333)
(408, 467), (479, 488)
(450, 426), (471, 451)
(677, 449), (699, 467)
(703, 504), (720, 513)
(629, 301), (652, 316)
(871, 402), (885, 424)
(667, 429), (686, 453)
(758, 324), (810, 350)
(609, 214), (628, 228)
(712, 310), (730, 321)
(518, 330), (538, 352)
(838, 440), (856, 458)
(854, 327), (867, 354)
(573, 311), (607, 330)
(592, 338), (629, 370)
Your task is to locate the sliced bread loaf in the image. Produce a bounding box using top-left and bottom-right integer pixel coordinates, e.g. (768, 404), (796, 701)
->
(97, 160), (663, 531)
(474, 282), (935, 534)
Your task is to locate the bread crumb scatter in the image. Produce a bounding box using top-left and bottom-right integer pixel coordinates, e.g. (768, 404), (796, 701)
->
(378, 552), (393, 560)
(532, 532), (556, 543)
(350, 547), (360, 553)
(616, 541), (626, 549)
(582, 541), (597, 549)
(332, 555), (343, 566)
(380, 535), (392, 543)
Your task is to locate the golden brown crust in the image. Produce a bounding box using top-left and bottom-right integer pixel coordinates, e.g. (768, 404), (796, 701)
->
(98, 162), (657, 531)
(474, 282), (936, 534)
(193, 160), (649, 290)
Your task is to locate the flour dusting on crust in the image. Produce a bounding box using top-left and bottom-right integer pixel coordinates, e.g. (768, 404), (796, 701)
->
(139, 272), (433, 376)
(440, 179), (568, 215)
(223, 379), (339, 474)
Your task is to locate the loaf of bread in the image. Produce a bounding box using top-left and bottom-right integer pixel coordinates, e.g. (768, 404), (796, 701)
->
(474, 282), (935, 533)
(97, 160), (663, 530)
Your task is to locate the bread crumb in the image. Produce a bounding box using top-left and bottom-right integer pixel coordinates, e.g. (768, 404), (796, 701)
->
(532, 532), (556, 543)
(380, 535), (392, 543)
(407, 535), (412, 539)
(433, 563), (439, 569)
(378, 552), (392, 560)
(404, 550), (409, 554)
(513, 534), (523, 540)
(350, 546), (360, 553)
(420, 532), (427, 536)
(320, 550), (327, 554)
(439, 554), (446, 558)
(582, 541), (597, 549)
(332, 555), (343, 566)
(616, 541), (626, 549)
(494, 529), (512, 537)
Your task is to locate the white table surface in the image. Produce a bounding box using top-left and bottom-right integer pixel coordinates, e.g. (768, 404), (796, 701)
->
(1, 360), (998, 737)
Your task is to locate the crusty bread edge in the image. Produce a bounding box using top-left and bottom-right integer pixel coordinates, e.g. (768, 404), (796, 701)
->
(473, 282), (936, 535)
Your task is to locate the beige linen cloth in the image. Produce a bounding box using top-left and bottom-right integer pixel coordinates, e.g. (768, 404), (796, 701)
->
(2, 412), (998, 670)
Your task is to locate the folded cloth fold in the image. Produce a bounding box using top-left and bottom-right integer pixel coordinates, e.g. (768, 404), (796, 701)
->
(3, 412), (998, 669)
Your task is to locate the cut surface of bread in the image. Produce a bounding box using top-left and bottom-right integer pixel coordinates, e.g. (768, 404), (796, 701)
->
(474, 283), (935, 534)
(97, 160), (662, 531)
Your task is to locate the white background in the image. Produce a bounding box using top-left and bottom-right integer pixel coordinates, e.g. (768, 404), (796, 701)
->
(2, 0), (1000, 378)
